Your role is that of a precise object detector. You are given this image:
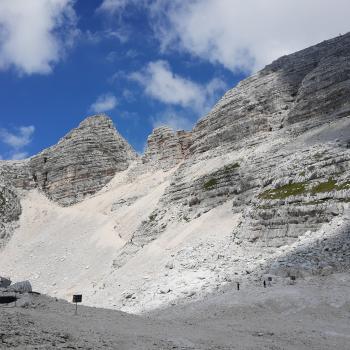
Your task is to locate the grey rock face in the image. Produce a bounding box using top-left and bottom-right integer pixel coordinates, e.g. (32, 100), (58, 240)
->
(0, 186), (21, 249)
(189, 33), (350, 155)
(142, 126), (192, 170)
(29, 115), (137, 206)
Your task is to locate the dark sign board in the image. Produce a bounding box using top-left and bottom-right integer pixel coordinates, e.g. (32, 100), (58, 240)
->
(267, 277), (272, 281)
(290, 276), (296, 281)
(0, 295), (17, 304)
(73, 294), (82, 303)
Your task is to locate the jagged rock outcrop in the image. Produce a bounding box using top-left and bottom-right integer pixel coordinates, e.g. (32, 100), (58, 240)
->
(142, 126), (192, 170)
(28, 115), (137, 206)
(0, 186), (21, 249)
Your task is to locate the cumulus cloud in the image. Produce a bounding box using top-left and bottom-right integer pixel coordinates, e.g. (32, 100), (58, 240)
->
(130, 60), (226, 113)
(0, 126), (35, 149)
(90, 93), (118, 113)
(0, 125), (35, 160)
(146, 0), (350, 73)
(0, 0), (77, 75)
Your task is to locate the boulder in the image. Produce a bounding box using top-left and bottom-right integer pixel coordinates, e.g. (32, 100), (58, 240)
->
(8, 280), (32, 293)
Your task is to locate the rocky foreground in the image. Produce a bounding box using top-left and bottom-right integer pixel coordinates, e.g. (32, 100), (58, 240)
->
(0, 273), (349, 349)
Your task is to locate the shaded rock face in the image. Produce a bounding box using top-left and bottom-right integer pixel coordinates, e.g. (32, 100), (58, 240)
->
(190, 33), (350, 155)
(28, 115), (137, 206)
(142, 126), (192, 170)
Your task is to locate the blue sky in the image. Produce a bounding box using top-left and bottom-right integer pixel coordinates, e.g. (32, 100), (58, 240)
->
(0, 0), (349, 159)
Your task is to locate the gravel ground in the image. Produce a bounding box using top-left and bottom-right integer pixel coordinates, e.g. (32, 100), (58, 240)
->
(0, 273), (349, 349)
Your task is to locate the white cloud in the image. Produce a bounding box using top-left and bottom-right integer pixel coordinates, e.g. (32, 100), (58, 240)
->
(90, 93), (118, 113)
(131, 60), (226, 113)
(0, 125), (35, 160)
(151, 111), (193, 131)
(149, 0), (350, 72)
(97, 0), (128, 14)
(0, 125), (35, 149)
(0, 0), (77, 75)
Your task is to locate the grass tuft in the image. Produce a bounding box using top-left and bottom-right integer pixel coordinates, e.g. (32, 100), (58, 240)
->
(310, 179), (337, 194)
(258, 182), (307, 200)
(223, 162), (240, 173)
(203, 178), (217, 190)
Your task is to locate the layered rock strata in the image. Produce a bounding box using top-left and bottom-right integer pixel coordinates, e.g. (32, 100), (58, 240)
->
(142, 126), (192, 170)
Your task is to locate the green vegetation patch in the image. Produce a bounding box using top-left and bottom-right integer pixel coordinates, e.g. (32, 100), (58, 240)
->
(336, 181), (350, 190)
(311, 179), (350, 194)
(258, 182), (307, 200)
(223, 162), (240, 173)
(203, 178), (218, 190)
(310, 179), (337, 194)
(259, 179), (350, 201)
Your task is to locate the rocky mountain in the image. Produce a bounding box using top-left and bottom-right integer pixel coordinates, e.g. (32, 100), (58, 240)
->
(0, 115), (137, 205)
(0, 33), (349, 313)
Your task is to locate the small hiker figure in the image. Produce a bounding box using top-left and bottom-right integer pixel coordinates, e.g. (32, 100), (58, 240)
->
(237, 282), (240, 291)
(263, 280), (266, 288)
